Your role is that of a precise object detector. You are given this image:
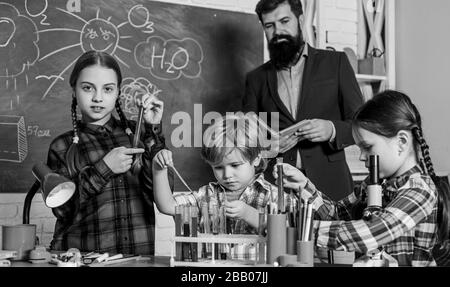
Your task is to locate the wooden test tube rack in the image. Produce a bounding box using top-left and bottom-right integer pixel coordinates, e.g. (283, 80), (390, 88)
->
(170, 233), (266, 267)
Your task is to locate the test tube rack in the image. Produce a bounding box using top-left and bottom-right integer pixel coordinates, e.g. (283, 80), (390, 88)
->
(169, 233), (266, 267)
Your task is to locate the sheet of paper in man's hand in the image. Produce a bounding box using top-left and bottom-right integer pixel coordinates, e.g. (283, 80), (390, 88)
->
(279, 120), (310, 139)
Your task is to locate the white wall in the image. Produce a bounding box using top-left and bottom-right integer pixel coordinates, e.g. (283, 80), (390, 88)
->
(396, 0), (450, 176)
(149, 0), (259, 13)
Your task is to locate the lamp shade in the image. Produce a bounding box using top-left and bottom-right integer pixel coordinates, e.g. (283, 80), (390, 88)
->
(31, 163), (75, 208)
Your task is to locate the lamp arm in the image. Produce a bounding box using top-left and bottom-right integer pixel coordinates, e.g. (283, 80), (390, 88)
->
(23, 180), (41, 224)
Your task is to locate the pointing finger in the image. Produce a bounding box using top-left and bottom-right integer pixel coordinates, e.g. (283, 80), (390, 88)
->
(123, 148), (145, 155)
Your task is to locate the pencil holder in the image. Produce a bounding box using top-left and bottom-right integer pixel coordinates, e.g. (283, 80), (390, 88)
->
(296, 240), (314, 267)
(279, 254), (297, 267)
(266, 213), (286, 264)
(2, 224), (36, 261)
(286, 227), (298, 255)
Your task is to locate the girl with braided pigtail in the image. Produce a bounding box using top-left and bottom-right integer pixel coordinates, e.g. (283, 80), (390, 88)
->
(274, 90), (450, 266)
(46, 50), (173, 255)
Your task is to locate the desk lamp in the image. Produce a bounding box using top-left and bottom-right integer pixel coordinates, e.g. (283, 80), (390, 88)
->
(22, 163), (76, 224)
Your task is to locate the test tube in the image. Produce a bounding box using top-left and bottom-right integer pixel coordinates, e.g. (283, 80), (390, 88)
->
(258, 207), (267, 236)
(201, 205), (211, 233)
(190, 208), (198, 262)
(182, 206), (191, 261)
(201, 205), (210, 259)
(211, 208), (219, 259)
(219, 205), (227, 234)
(219, 206), (228, 259)
(226, 216), (234, 235)
(211, 208), (219, 235)
(131, 86), (146, 148)
(174, 205), (183, 261)
(297, 200), (303, 241)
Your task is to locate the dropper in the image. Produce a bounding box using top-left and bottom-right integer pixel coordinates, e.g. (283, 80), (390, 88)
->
(170, 164), (193, 193)
(276, 157), (285, 214)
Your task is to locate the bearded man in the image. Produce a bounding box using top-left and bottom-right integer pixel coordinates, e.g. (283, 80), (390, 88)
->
(241, 0), (364, 200)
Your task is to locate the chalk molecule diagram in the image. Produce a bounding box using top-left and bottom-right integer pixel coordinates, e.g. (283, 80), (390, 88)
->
(134, 36), (203, 81)
(119, 77), (162, 121)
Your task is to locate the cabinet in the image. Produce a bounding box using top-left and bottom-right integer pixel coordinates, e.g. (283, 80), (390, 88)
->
(313, 0), (395, 89)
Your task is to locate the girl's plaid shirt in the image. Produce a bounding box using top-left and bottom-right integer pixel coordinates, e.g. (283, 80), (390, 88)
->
(307, 165), (439, 266)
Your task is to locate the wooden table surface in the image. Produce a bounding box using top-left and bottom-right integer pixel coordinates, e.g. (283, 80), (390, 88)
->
(10, 255), (171, 267)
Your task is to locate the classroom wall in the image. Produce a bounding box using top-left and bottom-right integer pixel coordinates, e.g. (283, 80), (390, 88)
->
(395, 0), (450, 177)
(319, 0), (358, 52)
(0, 0), (358, 256)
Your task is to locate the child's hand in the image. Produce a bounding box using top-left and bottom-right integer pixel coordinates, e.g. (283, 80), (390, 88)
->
(152, 149), (173, 171)
(272, 163), (308, 190)
(138, 94), (164, 125)
(103, 147), (145, 174)
(224, 200), (250, 221)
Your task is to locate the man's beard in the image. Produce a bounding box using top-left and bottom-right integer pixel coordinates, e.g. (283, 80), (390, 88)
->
(268, 32), (304, 70)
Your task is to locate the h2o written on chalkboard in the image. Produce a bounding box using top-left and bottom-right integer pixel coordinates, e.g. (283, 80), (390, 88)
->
(0, 0), (263, 192)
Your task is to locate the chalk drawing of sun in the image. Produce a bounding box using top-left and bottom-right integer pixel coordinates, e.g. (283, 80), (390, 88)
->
(80, 18), (120, 55)
(37, 8), (136, 100)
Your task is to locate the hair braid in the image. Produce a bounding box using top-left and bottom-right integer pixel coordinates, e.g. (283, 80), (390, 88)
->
(66, 96), (80, 177)
(413, 126), (450, 244)
(412, 127), (436, 178)
(71, 96), (79, 144)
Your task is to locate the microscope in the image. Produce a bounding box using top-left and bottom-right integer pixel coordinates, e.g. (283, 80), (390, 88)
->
(363, 155), (382, 220)
(354, 155), (398, 267)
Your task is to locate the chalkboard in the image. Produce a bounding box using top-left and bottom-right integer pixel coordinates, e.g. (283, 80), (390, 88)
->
(0, 0), (263, 193)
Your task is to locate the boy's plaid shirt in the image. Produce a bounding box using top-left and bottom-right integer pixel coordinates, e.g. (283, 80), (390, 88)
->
(307, 165), (439, 266)
(173, 173), (297, 260)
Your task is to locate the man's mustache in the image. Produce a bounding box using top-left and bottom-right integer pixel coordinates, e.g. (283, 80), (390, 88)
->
(270, 34), (295, 45)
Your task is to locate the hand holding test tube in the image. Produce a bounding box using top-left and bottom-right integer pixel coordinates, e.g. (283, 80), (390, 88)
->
(129, 85), (164, 148)
(131, 86), (145, 148)
(152, 149), (194, 192)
